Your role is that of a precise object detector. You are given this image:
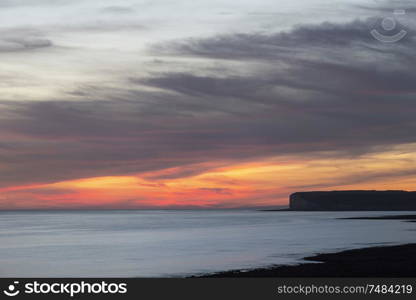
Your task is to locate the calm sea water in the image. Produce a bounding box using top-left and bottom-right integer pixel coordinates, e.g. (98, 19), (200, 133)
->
(0, 210), (415, 277)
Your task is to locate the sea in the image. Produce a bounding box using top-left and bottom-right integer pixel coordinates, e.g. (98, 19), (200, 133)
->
(0, 210), (415, 277)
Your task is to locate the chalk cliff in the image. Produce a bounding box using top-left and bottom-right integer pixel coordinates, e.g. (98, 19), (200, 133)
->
(289, 190), (416, 211)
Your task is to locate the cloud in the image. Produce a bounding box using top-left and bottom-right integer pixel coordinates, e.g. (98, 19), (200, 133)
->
(0, 0), (76, 8)
(0, 29), (53, 52)
(153, 17), (414, 60)
(198, 188), (233, 195)
(1, 3), (416, 191)
(100, 6), (136, 14)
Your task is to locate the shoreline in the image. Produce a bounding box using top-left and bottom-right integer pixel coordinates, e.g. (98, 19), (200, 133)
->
(196, 243), (416, 277)
(196, 214), (416, 278)
(339, 214), (416, 222)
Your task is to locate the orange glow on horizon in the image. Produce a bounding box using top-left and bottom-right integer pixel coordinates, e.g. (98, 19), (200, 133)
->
(1, 143), (416, 209)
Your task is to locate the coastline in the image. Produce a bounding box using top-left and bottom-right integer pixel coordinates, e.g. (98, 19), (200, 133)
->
(196, 214), (416, 278)
(197, 243), (416, 277)
(339, 214), (416, 222)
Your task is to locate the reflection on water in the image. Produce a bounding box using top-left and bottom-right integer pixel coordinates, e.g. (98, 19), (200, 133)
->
(0, 210), (414, 277)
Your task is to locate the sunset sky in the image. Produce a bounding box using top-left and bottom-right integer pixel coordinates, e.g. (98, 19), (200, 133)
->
(1, 0), (416, 209)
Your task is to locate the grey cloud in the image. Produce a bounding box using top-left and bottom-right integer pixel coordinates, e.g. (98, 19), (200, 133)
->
(0, 29), (53, 52)
(0, 74), (415, 188)
(198, 188), (233, 195)
(289, 168), (416, 191)
(153, 21), (359, 60)
(2, 9), (416, 188)
(153, 17), (415, 64)
(138, 73), (270, 99)
(100, 6), (136, 14)
(0, 0), (81, 8)
(0, 15), (144, 51)
(148, 16), (416, 110)
(53, 20), (146, 33)
(355, 0), (416, 13)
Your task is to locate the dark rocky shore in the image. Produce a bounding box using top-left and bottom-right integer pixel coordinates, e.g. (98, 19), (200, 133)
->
(340, 215), (416, 222)
(200, 244), (416, 277)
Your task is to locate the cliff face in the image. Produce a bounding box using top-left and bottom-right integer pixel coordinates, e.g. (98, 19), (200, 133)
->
(289, 190), (416, 211)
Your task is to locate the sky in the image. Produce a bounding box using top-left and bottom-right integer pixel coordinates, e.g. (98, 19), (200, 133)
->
(1, 0), (416, 209)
